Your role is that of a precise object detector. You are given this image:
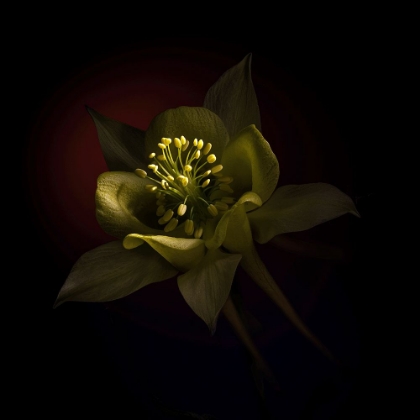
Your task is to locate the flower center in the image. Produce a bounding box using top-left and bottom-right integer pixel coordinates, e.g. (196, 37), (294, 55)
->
(135, 136), (235, 238)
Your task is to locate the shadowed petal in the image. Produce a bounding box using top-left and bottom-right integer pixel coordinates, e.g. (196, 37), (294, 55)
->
(221, 125), (279, 204)
(203, 53), (261, 137)
(123, 234), (205, 272)
(87, 107), (149, 172)
(177, 248), (242, 334)
(96, 171), (185, 239)
(248, 183), (361, 244)
(54, 241), (178, 308)
(145, 106), (229, 163)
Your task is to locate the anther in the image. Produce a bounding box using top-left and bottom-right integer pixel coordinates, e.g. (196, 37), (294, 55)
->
(207, 204), (218, 217)
(164, 218), (178, 232)
(174, 138), (182, 148)
(146, 185), (158, 192)
(194, 224), (204, 239)
(168, 175), (175, 182)
(149, 153), (156, 158)
(203, 143), (212, 155)
(161, 180), (168, 189)
(135, 169), (147, 178)
(156, 205), (166, 216)
(148, 164), (158, 173)
(211, 164), (223, 174)
(193, 139), (198, 146)
(207, 154), (216, 163)
(177, 204), (187, 216)
(184, 165), (192, 172)
(157, 154), (166, 161)
(202, 169), (212, 177)
(184, 219), (194, 236)
(202, 179), (210, 187)
(162, 138), (172, 146)
(162, 209), (174, 222)
(182, 141), (189, 152)
(217, 176), (233, 184)
(194, 150), (201, 159)
(197, 139), (204, 150)
(214, 201), (229, 211)
(180, 136), (187, 145)
(177, 175), (189, 186)
(219, 184), (234, 193)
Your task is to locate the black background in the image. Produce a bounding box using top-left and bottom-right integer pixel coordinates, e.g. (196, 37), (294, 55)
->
(17, 28), (384, 419)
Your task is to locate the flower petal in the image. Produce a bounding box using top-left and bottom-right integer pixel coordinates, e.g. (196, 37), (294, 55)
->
(248, 183), (361, 244)
(203, 53), (261, 138)
(123, 233), (205, 272)
(205, 191), (262, 250)
(87, 107), (149, 171)
(145, 106), (229, 163)
(177, 248), (242, 334)
(221, 125), (279, 203)
(96, 171), (172, 239)
(222, 204), (334, 360)
(54, 241), (178, 308)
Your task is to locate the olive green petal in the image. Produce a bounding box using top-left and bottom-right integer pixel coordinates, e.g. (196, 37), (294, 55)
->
(248, 183), (361, 244)
(222, 204), (334, 360)
(54, 241), (178, 308)
(123, 233), (205, 272)
(87, 107), (149, 172)
(96, 171), (185, 239)
(205, 191), (262, 250)
(145, 106), (229, 162)
(203, 53), (261, 138)
(177, 248), (242, 334)
(221, 125), (279, 204)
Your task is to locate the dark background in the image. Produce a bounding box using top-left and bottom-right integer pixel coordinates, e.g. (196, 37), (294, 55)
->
(17, 31), (383, 419)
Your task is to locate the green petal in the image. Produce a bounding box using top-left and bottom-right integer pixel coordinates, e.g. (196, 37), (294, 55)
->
(220, 125), (279, 203)
(87, 107), (149, 172)
(222, 204), (334, 360)
(177, 248), (242, 334)
(123, 233), (205, 272)
(145, 106), (229, 163)
(205, 191), (262, 250)
(203, 53), (261, 137)
(248, 183), (361, 244)
(54, 241), (178, 308)
(96, 171), (174, 239)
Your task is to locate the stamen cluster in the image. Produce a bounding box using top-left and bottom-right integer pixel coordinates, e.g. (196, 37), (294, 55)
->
(135, 136), (235, 238)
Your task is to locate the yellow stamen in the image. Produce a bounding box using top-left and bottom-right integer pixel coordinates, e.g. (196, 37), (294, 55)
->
(135, 169), (147, 178)
(207, 154), (216, 164)
(156, 205), (166, 216)
(203, 143), (212, 155)
(174, 138), (182, 148)
(211, 164), (223, 174)
(146, 185), (157, 192)
(158, 143), (166, 149)
(149, 153), (156, 158)
(219, 184), (234, 193)
(207, 204), (218, 217)
(197, 139), (204, 150)
(184, 219), (194, 236)
(162, 209), (174, 222)
(177, 203), (187, 216)
(164, 218), (178, 232)
(202, 179), (210, 187)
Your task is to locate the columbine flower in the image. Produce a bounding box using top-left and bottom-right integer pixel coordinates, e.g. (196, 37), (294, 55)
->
(55, 54), (359, 355)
